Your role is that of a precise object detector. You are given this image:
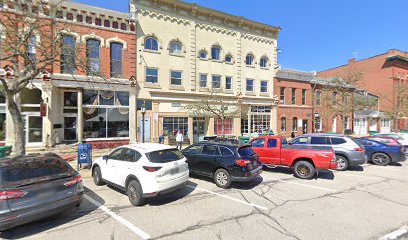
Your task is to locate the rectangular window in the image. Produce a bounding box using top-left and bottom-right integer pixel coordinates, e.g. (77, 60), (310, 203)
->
(27, 35), (36, 61)
(61, 35), (76, 74)
(64, 92), (78, 107)
(212, 75), (221, 89)
(214, 118), (233, 135)
(200, 74), (207, 88)
(110, 43), (123, 78)
(280, 87), (285, 104)
(146, 68), (158, 83)
(86, 39), (101, 75)
(246, 79), (254, 92)
(291, 88), (296, 104)
(260, 80), (268, 93)
(162, 117), (188, 136)
(170, 70), (182, 85)
(302, 89), (306, 105)
(316, 91), (321, 106)
(225, 76), (232, 90)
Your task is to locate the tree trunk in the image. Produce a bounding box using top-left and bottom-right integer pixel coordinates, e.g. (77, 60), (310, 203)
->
(221, 117), (225, 137)
(6, 95), (25, 155)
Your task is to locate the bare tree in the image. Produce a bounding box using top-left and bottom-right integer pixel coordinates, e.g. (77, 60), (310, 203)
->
(184, 91), (242, 137)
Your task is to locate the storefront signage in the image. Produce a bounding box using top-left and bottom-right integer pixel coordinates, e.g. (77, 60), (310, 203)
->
(40, 103), (47, 117)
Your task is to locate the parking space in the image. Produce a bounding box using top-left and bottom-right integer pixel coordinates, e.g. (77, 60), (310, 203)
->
(4, 161), (408, 240)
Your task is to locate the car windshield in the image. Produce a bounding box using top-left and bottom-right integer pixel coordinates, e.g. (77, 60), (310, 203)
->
(147, 149), (183, 163)
(238, 146), (255, 157)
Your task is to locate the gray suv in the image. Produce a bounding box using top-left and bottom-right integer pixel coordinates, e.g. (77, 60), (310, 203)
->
(291, 134), (367, 171)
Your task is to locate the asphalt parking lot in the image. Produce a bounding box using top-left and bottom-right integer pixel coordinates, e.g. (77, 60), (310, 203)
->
(3, 161), (408, 240)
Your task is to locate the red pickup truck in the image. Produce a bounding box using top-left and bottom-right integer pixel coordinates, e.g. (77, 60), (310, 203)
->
(249, 136), (338, 179)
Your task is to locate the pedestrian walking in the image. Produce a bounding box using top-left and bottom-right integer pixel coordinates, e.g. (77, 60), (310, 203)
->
(291, 131), (296, 139)
(176, 130), (184, 150)
(158, 131), (165, 144)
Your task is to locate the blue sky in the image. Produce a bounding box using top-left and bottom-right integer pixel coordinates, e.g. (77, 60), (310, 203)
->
(75, 0), (408, 72)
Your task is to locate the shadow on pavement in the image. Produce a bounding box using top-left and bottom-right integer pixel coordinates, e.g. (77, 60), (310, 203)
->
(1, 187), (104, 240)
(263, 166), (335, 180)
(188, 173), (263, 190)
(347, 166), (365, 172)
(389, 162), (403, 167)
(148, 182), (198, 206)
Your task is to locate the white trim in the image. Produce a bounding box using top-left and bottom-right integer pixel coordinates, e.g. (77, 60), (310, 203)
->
(106, 36), (128, 49)
(60, 30), (81, 43)
(81, 32), (105, 47)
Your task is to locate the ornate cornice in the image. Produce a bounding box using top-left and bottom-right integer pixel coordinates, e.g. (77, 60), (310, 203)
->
(137, 9), (191, 26)
(196, 23), (237, 36)
(242, 33), (275, 45)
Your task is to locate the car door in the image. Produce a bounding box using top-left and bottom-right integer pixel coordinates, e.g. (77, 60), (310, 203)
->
(197, 145), (221, 176)
(115, 148), (142, 187)
(104, 148), (125, 184)
(250, 138), (267, 162)
(310, 137), (331, 147)
(182, 144), (203, 173)
(265, 138), (281, 165)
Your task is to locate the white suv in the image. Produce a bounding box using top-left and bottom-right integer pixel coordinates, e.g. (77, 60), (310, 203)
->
(92, 143), (189, 206)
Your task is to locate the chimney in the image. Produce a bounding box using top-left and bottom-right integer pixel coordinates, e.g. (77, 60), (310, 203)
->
(348, 58), (356, 64)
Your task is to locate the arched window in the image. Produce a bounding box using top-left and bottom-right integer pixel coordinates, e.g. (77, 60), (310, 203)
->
(225, 54), (233, 63)
(27, 35), (37, 61)
(211, 46), (221, 60)
(246, 54), (254, 66)
(292, 117), (298, 131)
(260, 57), (268, 68)
(144, 37), (158, 51)
(86, 39), (101, 75)
(61, 34), (76, 74)
(169, 41), (182, 55)
(281, 117), (287, 132)
(199, 50), (207, 59)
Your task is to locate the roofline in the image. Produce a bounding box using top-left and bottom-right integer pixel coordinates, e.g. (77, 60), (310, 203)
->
(64, 1), (130, 19)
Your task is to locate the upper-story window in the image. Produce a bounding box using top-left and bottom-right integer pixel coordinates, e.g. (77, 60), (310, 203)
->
(225, 77), (233, 90)
(212, 75), (221, 89)
(86, 39), (101, 75)
(110, 42), (123, 78)
(200, 74), (207, 88)
(169, 41), (182, 55)
(260, 57), (268, 68)
(302, 89), (307, 105)
(261, 80), (268, 93)
(280, 87), (285, 104)
(225, 54), (233, 63)
(245, 54), (254, 66)
(146, 68), (158, 84)
(332, 92), (337, 104)
(199, 50), (207, 59)
(27, 35), (36, 61)
(315, 91), (321, 106)
(170, 70), (182, 86)
(246, 79), (254, 92)
(211, 46), (221, 60)
(61, 35), (76, 74)
(291, 88), (296, 104)
(144, 37), (158, 51)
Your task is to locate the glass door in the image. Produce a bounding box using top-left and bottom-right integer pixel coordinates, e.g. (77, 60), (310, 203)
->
(64, 116), (77, 141)
(193, 121), (206, 143)
(25, 115), (43, 145)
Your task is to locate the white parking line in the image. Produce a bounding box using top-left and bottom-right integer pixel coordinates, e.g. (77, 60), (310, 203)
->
(262, 176), (337, 192)
(186, 185), (268, 210)
(84, 195), (151, 240)
(379, 225), (408, 240)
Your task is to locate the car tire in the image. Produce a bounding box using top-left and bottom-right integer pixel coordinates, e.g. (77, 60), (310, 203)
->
(371, 153), (391, 166)
(335, 155), (349, 171)
(293, 161), (316, 179)
(214, 169), (232, 189)
(92, 167), (105, 186)
(127, 180), (145, 206)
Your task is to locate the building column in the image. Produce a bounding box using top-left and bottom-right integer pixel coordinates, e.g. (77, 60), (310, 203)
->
(152, 102), (159, 143)
(129, 87), (137, 144)
(208, 117), (215, 136)
(271, 105), (278, 133)
(42, 83), (54, 147)
(188, 117), (193, 141)
(77, 90), (83, 143)
(233, 117), (241, 136)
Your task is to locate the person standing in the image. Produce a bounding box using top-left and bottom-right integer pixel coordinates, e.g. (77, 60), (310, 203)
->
(176, 130), (184, 150)
(158, 131), (165, 144)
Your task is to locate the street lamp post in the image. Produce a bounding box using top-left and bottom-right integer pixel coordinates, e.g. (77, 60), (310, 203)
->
(141, 101), (146, 143)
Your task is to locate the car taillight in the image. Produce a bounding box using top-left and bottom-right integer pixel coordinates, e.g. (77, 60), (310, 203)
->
(143, 166), (162, 172)
(64, 175), (83, 187)
(0, 190), (28, 201)
(235, 159), (251, 167)
(354, 148), (365, 152)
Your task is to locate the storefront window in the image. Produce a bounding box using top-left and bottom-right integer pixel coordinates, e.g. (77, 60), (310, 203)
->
(163, 117), (188, 136)
(64, 92), (78, 107)
(214, 118), (233, 135)
(251, 114), (271, 133)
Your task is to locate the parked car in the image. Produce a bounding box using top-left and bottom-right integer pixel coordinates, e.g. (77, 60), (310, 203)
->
(373, 133), (408, 155)
(355, 138), (406, 166)
(0, 153), (83, 231)
(290, 134), (367, 171)
(249, 136), (337, 179)
(182, 142), (263, 188)
(92, 143), (189, 206)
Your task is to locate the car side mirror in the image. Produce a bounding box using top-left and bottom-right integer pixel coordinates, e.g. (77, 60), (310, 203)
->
(102, 155), (108, 161)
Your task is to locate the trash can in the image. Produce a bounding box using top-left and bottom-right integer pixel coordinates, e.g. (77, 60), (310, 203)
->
(78, 143), (92, 169)
(0, 146), (12, 157)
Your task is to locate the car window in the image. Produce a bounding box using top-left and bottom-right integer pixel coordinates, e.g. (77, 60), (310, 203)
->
(184, 145), (203, 155)
(238, 146), (255, 157)
(359, 140), (374, 146)
(292, 137), (308, 144)
(267, 139), (277, 148)
(122, 148), (142, 162)
(1, 158), (75, 188)
(220, 147), (234, 156)
(251, 138), (265, 148)
(202, 145), (220, 156)
(311, 137), (330, 145)
(281, 138), (288, 145)
(330, 138), (346, 145)
(147, 149), (183, 163)
(109, 148), (124, 160)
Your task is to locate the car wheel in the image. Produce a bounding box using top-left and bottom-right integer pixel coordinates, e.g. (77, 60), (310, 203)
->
(336, 155), (349, 171)
(214, 169), (232, 189)
(293, 161), (316, 179)
(371, 153), (391, 166)
(92, 167), (105, 186)
(127, 180), (145, 206)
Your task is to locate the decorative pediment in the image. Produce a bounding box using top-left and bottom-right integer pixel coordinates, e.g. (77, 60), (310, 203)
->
(81, 32), (105, 47)
(129, 75), (137, 87)
(106, 36), (128, 49)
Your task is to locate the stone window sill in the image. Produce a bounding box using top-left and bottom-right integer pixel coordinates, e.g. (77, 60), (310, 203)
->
(143, 49), (161, 54)
(144, 83), (161, 88)
(169, 85), (185, 91)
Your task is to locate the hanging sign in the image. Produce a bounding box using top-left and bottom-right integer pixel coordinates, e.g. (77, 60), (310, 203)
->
(40, 103), (47, 117)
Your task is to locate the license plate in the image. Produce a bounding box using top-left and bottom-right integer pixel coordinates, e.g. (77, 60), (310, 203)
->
(170, 168), (179, 175)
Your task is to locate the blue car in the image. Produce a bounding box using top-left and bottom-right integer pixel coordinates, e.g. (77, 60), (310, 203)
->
(355, 138), (406, 166)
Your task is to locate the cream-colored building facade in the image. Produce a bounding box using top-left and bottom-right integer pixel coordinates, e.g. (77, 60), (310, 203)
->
(131, 0), (281, 144)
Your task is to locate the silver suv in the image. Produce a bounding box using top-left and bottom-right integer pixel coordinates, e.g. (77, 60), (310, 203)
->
(291, 134), (367, 171)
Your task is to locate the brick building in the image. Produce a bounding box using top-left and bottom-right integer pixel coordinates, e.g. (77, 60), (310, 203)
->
(320, 49), (408, 132)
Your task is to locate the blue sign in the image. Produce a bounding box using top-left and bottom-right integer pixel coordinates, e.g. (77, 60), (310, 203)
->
(78, 143), (92, 165)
